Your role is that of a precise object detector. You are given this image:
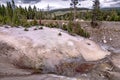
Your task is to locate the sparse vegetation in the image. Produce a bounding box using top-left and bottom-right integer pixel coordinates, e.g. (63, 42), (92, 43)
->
(0, 0), (119, 38)
(62, 24), (68, 31)
(30, 18), (38, 26)
(0, 0), (120, 29)
(45, 22), (59, 28)
(24, 28), (29, 31)
(64, 21), (90, 38)
(41, 21), (90, 38)
(41, 20), (90, 38)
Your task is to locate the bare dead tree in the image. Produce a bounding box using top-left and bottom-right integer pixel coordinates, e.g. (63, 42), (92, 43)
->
(91, 0), (101, 28)
(70, 0), (79, 20)
(70, 0), (86, 20)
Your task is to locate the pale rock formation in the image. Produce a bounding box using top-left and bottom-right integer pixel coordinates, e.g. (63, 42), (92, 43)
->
(0, 27), (110, 70)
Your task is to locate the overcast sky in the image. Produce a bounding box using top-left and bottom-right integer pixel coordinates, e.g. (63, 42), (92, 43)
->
(0, 0), (120, 9)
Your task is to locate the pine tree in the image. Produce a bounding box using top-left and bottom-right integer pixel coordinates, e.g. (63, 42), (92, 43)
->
(2, 5), (6, 17)
(5, 1), (15, 25)
(33, 5), (37, 19)
(6, 1), (13, 19)
(28, 6), (33, 19)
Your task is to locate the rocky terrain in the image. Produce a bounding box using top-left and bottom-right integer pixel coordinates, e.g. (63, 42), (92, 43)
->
(81, 21), (120, 51)
(0, 25), (120, 80)
(41, 20), (120, 50)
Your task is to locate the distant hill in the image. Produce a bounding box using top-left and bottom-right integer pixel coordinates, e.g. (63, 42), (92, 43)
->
(49, 7), (120, 16)
(50, 7), (120, 13)
(49, 8), (90, 16)
(101, 7), (120, 11)
(50, 8), (90, 13)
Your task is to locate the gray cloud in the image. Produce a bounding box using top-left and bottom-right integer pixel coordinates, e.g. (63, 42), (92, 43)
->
(108, 0), (120, 7)
(112, 0), (119, 1)
(0, 0), (120, 8)
(112, 2), (120, 7)
(21, 0), (41, 4)
(0, 0), (41, 4)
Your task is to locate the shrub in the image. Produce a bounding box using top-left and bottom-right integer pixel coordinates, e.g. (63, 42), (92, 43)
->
(67, 21), (74, 34)
(74, 22), (90, 38)
(45, 22), (59, 28)
(20, 16), (30, 28)
(30, 18), (38, 26)
(67, 21), (90, 38)
(91, 21), (101, 28)
(23, 22), (30, 28)
(62, 24), (67, 31)
(53, 22), (59, 28)
(0, 15), (3, 25)
(49, 23), (54, 28)
(91, 21), (98, 28)
(5, 17), (11, 25)
(24, 28), (29, 31)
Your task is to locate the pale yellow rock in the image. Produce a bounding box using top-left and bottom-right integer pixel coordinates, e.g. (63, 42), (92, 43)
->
(77, 39), (110, 61)
(0, 27), (110, 69)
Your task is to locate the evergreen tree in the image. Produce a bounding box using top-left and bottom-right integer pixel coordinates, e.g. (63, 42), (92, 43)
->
(6, 1), (13, 20)
(2, 5), (6, 17)
(28, 6), (33, 19)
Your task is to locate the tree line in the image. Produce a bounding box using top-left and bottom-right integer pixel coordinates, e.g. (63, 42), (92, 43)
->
(54, 8), (120, 21)
(0, 0), (50, 27)
(54, 0), (120, 22)
(0, 0), (120, 27)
